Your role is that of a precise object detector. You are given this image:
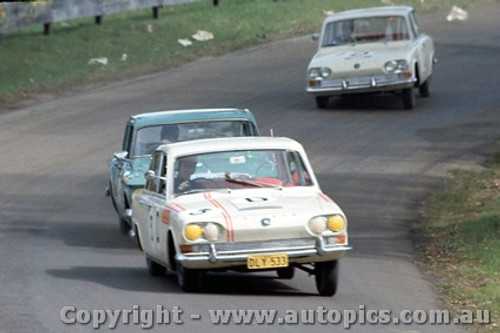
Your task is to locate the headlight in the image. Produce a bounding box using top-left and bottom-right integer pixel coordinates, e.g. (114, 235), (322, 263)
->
(308, 215), (346, 235)
(184, 223), (222, 242)
(203, 223), (220, 242)
(384, 60), (408, 73)
(185, 224), (203, 241)
(308, 216), (327, 234)
(309, 67), (332, 79)
(327, 215), (345, 232)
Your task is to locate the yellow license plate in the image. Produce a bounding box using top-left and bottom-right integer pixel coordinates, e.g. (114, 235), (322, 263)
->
(247, 253), (288, 269)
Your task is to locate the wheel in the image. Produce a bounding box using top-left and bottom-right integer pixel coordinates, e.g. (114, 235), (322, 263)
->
(276, 266), (295, 279)
(315, 96), (329, 109)
(146, 258), (166, 276)
(315, 260), (339, 296)
(402, 87), (416, 110)
(177, 262), (203, 292)
(419, 75), (431, 97)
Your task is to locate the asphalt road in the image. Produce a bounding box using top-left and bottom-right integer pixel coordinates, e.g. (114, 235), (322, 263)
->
(1, 5), (499, 333)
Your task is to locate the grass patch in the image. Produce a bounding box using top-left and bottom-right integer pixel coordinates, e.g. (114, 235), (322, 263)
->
(419, 153), (500, 332)
(0, 0), (497, 109)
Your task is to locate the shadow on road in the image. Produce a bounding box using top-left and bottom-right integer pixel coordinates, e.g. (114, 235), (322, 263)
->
(46, 267), (315, 296)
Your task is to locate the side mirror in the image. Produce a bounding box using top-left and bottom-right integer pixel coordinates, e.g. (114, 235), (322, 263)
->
(114, 151), (129, 161)
(145, 170), (156, 181)
(311, 33), (320, 41)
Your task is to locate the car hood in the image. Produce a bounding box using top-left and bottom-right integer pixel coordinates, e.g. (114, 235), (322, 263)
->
(171, 188), (345, 242)
(309, 41), (412, 74)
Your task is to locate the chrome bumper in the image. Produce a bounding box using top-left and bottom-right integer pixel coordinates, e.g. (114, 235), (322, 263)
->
(176, 236), (352, 269)
(306, 75), (416, 96)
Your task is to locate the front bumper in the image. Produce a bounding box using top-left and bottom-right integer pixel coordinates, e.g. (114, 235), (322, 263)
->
(176, 236), (351, 269)
(306, 74), (416, 96)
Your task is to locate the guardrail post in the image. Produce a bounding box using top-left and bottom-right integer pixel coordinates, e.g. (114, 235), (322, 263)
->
(152, 6), (161, 19)
(43, 23), (51, 35)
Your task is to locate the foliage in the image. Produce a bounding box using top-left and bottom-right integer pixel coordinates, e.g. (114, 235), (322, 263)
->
(1, 0), (497, 109)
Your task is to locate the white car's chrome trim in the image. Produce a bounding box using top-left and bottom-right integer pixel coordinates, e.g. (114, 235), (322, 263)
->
(176, 236), (351, 267)
(307, 75), (416, 95)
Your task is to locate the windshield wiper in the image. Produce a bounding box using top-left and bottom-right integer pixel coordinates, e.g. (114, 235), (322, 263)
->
(224, 172), (282, 190)
(176, 188), (231, 196)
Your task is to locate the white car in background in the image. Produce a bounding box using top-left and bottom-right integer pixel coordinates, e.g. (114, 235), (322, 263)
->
(131, 137), (351, 296)
(306, 6), (436, 109)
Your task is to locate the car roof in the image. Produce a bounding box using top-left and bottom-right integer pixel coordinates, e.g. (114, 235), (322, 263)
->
(325, 6), (413, 22)
(129, 108), (257, 128)
(158, 137), (306, 157)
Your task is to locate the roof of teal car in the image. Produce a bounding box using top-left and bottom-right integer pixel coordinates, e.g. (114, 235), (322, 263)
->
(130, 108), (258, 128)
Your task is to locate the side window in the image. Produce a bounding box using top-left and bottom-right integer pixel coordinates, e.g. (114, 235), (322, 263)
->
(122, 122), (133, 153)
(145, 152), (164, 192)
(286, 151), (312, 186)
(245, 121), (259, 136)
(408, 11), (419, 37)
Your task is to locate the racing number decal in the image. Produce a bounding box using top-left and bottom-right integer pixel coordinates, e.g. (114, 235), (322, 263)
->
(149, 207), (161, 243)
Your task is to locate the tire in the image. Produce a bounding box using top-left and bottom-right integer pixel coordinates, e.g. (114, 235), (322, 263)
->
(419, 76), (431, 97)
(146, 258), (166, 276)
(315, 96), (329, 109)
(315, 260), (339, 297)
(177, 263), (203, 292)
(402, 87), (416, 110)
(276, 266), (295, 279)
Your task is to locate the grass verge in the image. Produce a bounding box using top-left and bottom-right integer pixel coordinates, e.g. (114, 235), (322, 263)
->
(0, 0), (496, 110)
(418, 154), (500, 332)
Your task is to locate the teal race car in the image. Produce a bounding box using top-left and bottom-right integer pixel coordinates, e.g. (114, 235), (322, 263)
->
(106, 108), (260, 234)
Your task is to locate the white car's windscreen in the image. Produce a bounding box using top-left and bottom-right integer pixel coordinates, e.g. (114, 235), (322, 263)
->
(322, 16), (409, 46)
(173, 149), (313, 195)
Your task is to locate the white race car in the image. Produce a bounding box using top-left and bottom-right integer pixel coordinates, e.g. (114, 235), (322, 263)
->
(131, 137), (351, 296)
(307, 6), (436, 109)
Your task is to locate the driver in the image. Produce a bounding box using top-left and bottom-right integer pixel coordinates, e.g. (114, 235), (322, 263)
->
(161, 124), (179, 144)
(174, 156), (197, 193)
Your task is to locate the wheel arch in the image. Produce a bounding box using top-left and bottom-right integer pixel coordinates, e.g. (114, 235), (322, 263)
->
(167, 230), (178, 271)
(133, 223), (144, 252)
(413, 61), (420, 87)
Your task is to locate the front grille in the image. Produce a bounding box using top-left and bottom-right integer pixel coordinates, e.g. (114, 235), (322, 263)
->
(322, 74), (402, 88)
(215, 238), (315, 252)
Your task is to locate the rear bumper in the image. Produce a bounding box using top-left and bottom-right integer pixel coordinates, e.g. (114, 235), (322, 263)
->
(176, 236), (351, 269)
(307, 75), (416, 96)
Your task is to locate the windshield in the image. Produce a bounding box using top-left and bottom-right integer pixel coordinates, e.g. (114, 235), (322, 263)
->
(132, 120), (255, 157)
(173, 149), (313, 196)
(322, 16), (409, 46)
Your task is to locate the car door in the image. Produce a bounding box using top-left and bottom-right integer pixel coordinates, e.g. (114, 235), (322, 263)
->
(135, 151), (166, 258)
(110, 122), (134, 216)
